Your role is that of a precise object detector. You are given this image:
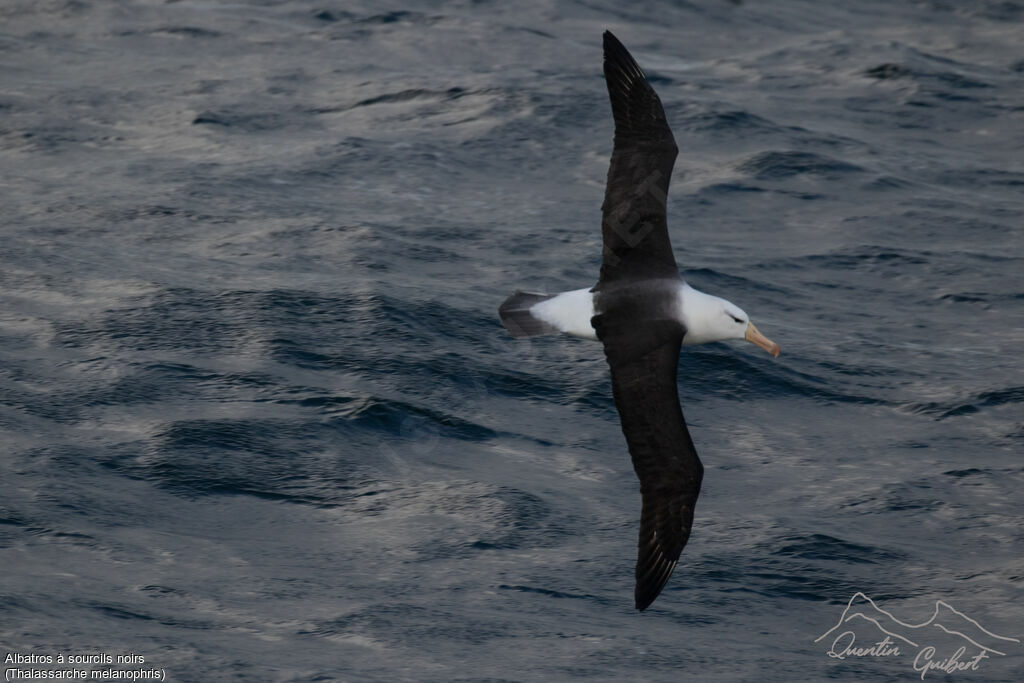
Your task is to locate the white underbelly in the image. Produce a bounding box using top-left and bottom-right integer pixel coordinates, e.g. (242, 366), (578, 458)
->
(531, 288), (597, 340)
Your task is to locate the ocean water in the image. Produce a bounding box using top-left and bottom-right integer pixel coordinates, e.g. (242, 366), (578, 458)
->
(2, 0), (1023, 680)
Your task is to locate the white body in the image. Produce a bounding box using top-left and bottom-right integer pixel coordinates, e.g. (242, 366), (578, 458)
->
(529, 282), (750, 345)
(532, 288), (598, 340)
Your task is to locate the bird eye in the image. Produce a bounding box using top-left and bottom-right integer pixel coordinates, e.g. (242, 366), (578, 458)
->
(729, 314), (743, 323)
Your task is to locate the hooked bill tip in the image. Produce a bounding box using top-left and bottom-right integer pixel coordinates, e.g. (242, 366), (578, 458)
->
(745, 322), (780, 358)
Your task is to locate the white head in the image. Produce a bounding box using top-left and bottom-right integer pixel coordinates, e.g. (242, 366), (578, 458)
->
(678, 285), (780, 356)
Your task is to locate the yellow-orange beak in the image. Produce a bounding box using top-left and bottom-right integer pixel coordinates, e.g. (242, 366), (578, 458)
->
(745, 322), (780, 358)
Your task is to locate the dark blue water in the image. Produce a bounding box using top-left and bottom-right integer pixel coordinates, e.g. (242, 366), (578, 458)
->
(2, 1), (1023, 681)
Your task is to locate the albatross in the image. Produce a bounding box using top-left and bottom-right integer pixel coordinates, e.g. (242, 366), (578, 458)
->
(498, 31), (781, 611)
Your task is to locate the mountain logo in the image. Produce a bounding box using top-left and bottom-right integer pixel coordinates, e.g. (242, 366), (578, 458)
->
(815, 592), (1020, 678)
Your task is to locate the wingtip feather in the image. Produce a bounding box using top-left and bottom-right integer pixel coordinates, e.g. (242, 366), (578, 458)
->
(602, 30), (645, 80)
(635, 555), (678, 611)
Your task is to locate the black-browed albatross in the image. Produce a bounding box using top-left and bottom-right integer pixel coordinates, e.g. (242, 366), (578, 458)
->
(498, 32), (781, 611)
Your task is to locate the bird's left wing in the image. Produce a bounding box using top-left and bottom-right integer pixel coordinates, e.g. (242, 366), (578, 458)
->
(597, 31), (680, 289)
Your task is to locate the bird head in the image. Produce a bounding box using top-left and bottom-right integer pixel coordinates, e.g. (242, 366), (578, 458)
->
(683, 290), (780, 357)
(719, 301), (780, 357)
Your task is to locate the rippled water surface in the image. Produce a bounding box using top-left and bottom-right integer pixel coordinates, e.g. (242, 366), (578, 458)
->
(2, 1), (1023, 681)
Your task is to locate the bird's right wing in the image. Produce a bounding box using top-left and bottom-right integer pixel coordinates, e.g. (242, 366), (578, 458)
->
(600, 334), (704, 611)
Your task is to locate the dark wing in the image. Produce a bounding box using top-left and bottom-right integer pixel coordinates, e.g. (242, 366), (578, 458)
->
(601, 334), (704, 611)
(597, 31), (680, 289)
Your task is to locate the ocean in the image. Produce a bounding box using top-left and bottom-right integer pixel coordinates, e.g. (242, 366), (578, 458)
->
(1, 1), (1022, 680)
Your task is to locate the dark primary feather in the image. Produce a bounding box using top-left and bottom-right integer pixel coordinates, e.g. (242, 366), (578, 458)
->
(594, 33), (701, 611)
(597, 31), (680, 289)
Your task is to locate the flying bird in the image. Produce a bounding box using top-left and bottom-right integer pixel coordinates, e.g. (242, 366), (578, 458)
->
(499, 31), (781, 611)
